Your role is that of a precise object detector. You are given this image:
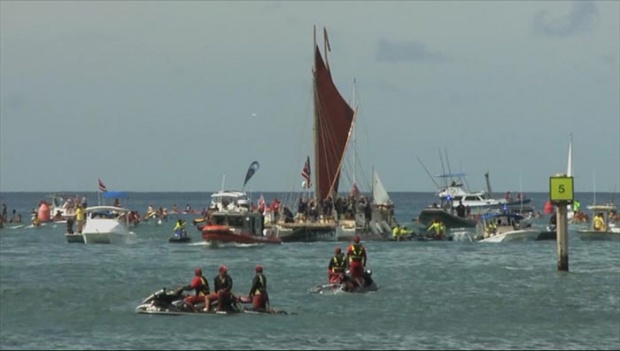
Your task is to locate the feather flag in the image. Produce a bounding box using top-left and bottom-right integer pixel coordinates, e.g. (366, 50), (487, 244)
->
(243, 161), (260, 189)
(98, 178), (108, 192)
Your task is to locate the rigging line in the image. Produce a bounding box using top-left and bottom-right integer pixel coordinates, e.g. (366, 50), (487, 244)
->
(438, 149), (447, 189)
(417, 156), (441, 190)
(444, 148), (454, 185)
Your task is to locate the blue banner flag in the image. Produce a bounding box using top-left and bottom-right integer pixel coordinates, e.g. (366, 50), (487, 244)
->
(243, 161), (260, 188)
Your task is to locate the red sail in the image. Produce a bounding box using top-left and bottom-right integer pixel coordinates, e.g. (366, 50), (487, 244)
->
(313, 43), (355, 201)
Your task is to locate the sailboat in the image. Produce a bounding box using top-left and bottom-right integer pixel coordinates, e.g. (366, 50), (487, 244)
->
(336, 168), (398, 241)
(273, 26), (355, 242)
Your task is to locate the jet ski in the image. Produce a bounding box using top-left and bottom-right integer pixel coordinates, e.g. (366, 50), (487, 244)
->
(135, 287), (290, 315)
(310, 269), (378, 294)
(168, 229), (191, 243)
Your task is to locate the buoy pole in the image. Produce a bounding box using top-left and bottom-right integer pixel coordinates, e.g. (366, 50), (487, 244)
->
(549, 174), (573, 272)
(557, 201), (569, 272)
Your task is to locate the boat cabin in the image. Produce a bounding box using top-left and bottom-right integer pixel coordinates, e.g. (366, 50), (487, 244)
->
(585, 204), (616, 232)
(210, 190), (251, 212)
(479, 212), (531, 238)
(210, 211), (264, 236)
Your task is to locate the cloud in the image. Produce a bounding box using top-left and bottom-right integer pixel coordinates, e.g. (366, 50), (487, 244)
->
(534, 0), (599, 37)
(375, 39), (446, 63)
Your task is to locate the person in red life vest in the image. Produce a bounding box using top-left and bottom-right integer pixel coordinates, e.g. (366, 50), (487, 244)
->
(248, 265), (269, 311)
(346, 235), (367, 287)
(328, 247), (347, 284)
(180, 268), (210, 309)
(204, 265), (234, 312)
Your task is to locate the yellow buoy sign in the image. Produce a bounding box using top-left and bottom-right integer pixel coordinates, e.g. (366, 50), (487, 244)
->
(549, 176), (574, 203)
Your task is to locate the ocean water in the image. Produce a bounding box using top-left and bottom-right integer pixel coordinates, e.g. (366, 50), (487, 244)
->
(0, 192), (619, 350)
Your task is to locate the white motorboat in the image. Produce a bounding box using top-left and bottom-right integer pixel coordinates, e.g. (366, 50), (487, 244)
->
(81, 206), (136, 244)
(578, 204), (620, 241)
(48, 194), (77, 222)
(476, 212), (541, 243)
(434, 171), (532, 212)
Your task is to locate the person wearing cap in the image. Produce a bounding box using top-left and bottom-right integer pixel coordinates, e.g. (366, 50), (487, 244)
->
(327, 247), (347, 283)
(346, 235), (367, 287)
(180, 267), (210, 309)
(248, 265), (269, 311)
(204, 265), (234, 312)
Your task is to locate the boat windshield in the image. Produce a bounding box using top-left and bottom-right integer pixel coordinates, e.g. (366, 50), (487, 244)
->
(53, 197), (64, 207)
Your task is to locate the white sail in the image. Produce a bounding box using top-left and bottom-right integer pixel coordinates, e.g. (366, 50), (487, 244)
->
(372, 169), (391, 205)
(567, 134), (574, 219)
(567, 134), (573, 177)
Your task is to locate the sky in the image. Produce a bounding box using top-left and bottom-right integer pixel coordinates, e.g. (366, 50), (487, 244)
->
(1, 0), (619, 194)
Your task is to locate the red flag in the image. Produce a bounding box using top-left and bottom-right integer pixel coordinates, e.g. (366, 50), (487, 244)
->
(301, 156), (311, 188)
(98, 178), (108, 192)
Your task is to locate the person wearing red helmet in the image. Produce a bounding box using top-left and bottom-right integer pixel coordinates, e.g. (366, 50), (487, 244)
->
(346, 235), (367, 287)
(180, 267), (210, 309)
(248, 265), (269, 311)
(204, 265), (234, 312)
(328, 247), (347, 284)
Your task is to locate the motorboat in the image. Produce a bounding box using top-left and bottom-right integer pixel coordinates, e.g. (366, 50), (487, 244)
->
(200, 207), (281, 246)
(475, 212), (541, 243)
(434, 171), (532, 212)
(81, 206), (136, 244)
(578, 204), (620, 241)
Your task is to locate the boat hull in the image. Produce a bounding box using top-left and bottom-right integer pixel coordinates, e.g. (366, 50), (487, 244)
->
(65, 233), (84, 243)
(578, 230), (620, 241)
(169, 236), (191, 243)
(536, 230), (557, 241)
(202, 227), (281, 245)
(418, 208), (477, 228)
(336, 225), (391, 242)
(479, 229), (541, 243)
(82, 232), (131, 244)
(275, 223), (337, 242)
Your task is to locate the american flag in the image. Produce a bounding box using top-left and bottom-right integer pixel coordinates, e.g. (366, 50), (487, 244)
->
(98, 178), (108, 192)
(301, 156), (311, 188)
(258, 195), (266, 209)
(350, 183), (360, 197)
